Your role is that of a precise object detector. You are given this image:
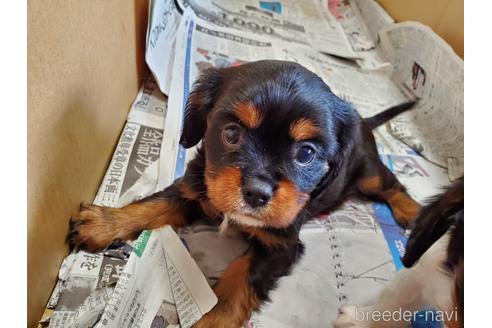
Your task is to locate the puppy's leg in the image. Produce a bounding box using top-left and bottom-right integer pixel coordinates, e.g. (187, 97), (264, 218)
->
(195, 240), (303, 328)
(68, 181), (200, 252)
(194, 254), (259, 328)
(357, 163), (420, 227)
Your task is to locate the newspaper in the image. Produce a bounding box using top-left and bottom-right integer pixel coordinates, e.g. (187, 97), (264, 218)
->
(145, 0), (181, 94)
(351, 0), (394, 42)
(378, 22), (464, 180)
(145, 0), (398, 96)
(307, 53), (410, 117)
(96, 227), (217, 328)
(40, 247), (131, 328)
(176, 0), (357, 59)
(332, 0), (391, 70)
(374, 126), (450, 203)
(42, 225), (217, 328)
(94, 77), (167, 208)
(156, 8), (411, 189)
(177, 203), (403, 328)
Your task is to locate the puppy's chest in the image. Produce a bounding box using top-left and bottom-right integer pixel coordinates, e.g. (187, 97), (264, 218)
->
(197, 200), (252, 232)
(196, 199), (287, 247)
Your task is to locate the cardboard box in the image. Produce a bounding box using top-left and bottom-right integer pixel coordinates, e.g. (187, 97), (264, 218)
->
(27, 1), (149, 326)
(27, 1), (462, 327)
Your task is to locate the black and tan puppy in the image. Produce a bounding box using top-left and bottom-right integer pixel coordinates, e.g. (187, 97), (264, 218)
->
(68, 60), (420, 327)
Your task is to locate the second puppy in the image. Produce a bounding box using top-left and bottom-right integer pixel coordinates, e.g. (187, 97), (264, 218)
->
(333, 178), (464, 328)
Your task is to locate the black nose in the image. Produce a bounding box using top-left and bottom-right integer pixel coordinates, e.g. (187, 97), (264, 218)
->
(242, 179), (273, 208)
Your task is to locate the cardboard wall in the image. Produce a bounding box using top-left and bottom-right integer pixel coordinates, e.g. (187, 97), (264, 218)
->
(27, 0), (148, 326)
(27, 1), (462, 327)
(378, 0), (464, 58)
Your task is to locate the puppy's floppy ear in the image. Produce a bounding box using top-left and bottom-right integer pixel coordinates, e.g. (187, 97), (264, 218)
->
(326, 97), (359, 176)
(309, 92), (359, 197)
(180, 67), (223, 148)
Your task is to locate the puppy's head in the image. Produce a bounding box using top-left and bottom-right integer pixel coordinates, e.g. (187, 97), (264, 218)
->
(180, 60), (358, 229)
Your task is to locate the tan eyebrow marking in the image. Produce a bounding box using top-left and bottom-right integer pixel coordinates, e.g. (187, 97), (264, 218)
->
(234, 102), (263, 129)
(289, 118), (320, 141)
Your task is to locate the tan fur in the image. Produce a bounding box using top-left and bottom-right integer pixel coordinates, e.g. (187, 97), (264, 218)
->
(205, 164), (309, 229)
(289, 118), (321, 141)
(387, 191), (421, 227)
(205, 165), (243, 214)
(357, 176), (383, 192)
(357, 176), (420, 227)
(260, 180), (309, 228)
(234, 102), (263, 129)
(71, 201), (186, 252)
(194, 255), (260, 328)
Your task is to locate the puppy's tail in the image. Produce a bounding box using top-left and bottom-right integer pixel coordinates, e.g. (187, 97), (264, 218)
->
(364, 101), (417, 129)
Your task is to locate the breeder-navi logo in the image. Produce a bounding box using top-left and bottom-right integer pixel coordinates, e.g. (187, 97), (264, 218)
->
(355, 307), (458, 323)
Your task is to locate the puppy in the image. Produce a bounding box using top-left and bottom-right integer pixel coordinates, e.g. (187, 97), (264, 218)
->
(68, 60), (420, 327)
(333, 178), (464, 328)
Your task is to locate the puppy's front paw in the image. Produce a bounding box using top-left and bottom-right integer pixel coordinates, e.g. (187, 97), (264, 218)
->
(68, 204), (124, 252)
(332, 305), (371, 328)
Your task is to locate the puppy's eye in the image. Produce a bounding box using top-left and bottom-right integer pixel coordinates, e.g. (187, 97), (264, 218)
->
(222, 124), (242, 146)
(295, 144), (316, 165)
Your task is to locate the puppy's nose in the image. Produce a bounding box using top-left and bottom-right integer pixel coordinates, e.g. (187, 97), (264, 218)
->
(242, 179), (273, 208)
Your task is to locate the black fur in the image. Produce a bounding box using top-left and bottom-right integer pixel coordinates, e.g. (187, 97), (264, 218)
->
(364, 101), (416, 129)
(402, 178), (464, 268)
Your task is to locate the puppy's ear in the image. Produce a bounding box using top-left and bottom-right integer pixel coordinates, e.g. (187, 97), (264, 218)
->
(326, 98), (359, 175)
(310, 95), (359, 196)
(180, 67), (223, 148)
